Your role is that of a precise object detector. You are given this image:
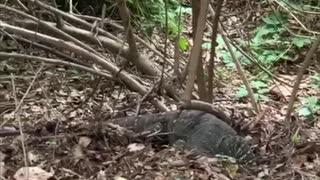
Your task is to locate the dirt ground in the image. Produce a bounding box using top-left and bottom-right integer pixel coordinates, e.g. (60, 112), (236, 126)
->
(1, 71), (319, 179)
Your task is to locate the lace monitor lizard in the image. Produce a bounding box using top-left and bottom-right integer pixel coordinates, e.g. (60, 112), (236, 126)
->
(107, 110), (255, 161)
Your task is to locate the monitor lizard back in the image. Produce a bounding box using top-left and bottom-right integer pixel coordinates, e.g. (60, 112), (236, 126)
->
(109, 110), (255, 161)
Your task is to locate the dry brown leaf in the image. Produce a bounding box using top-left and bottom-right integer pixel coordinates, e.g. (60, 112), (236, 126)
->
(27, 151), (40, 164)
(270, 84), (292, 101)
(0, 162), (6, 177)
(292, 155), (307, 168)
(0, 151), (6, 162)
(257, 168), (270, 178)
(14, 167), (53, 180)
(127, 143), (145, 152)
(96, 169), (107, 180)
(78, 136), (92, 148)
(114, 176), (127, 180)
(72, 144), (85, 161)
(70, 89), (81, 98)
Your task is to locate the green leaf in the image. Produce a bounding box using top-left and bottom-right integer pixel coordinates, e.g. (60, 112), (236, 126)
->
(262, 13), (287, 25)
(216, 35), (225, 49)
(262, 15), (278, 25)
(292, 37), (312, 48)
(252, 26), (270, 43)
(311, 74), (320, 88)
(257, 88), (269, 94)
(239, 56), (251, 65)
(167, 21), (179, 35)
(298, 107), (312, 117)
(312, 74), (320, 81)
(179, 7), (192, 14)
(178, 37), (189, 51)
(251, 81), (268, 89)
(221, 53), (235, 67)
(202, 42), (211, 50)
(301, 96), (319, 108)
(265, 54), (278, 63)
(236, 88), (248, 98)
(291, 130), (301, 144)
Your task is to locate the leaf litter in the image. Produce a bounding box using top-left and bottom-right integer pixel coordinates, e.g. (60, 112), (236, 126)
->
(0, 1), (319, 179)
(0, 72), (319, 179)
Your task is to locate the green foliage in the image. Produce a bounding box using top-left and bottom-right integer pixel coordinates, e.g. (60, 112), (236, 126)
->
(291, 129), (301, 144)
(236, 87), (248, 98)
(56, 0), (190, 38)
(203, 35), (250, 67)
(298, 96), (320, 117)
(178, 37), (189, 51)
(248, 13), (289, 65)
(236, 80), (269, 102)
(202, 42), (212, 50)
(292, 37), (312, 48)
(125, 0), (192, 52)
(126, 0), (191, 37)
(244, 12), (312, 66)
(311, 73), (320, 88)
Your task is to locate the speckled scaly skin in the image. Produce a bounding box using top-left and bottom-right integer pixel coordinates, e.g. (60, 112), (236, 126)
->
(111, 110), (255, 161)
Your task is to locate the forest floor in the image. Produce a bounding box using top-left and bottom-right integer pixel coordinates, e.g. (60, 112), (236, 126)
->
(0, 1), (320, 180)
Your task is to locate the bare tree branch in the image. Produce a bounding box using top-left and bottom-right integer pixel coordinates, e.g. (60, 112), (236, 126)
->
(207, 0), (224, 102)
(0, 52), (114, 80)
(0, 20), (169, 111)
(182, 0), (209, 102)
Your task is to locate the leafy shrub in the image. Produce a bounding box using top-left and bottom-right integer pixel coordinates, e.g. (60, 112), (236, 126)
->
(242, 12), (312, 66)
(236, 80), (269, 102)
(55, 0), (191, 37)
(298, 96), (320, 118)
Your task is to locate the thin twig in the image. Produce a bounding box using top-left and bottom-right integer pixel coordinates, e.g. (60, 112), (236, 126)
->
(0, 5), (104, 58)
(0, 21), (168, 111)
(285, 35), (320, 121)
(10, 65), (43, 174)
(135, 80), (160, 116)
(0, 52), (114, 80)
(207, 1), (224, 102)
(221, 28), (260, 113)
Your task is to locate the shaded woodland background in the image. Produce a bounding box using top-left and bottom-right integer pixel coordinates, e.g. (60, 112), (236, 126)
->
(0, 0), (319, 179)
